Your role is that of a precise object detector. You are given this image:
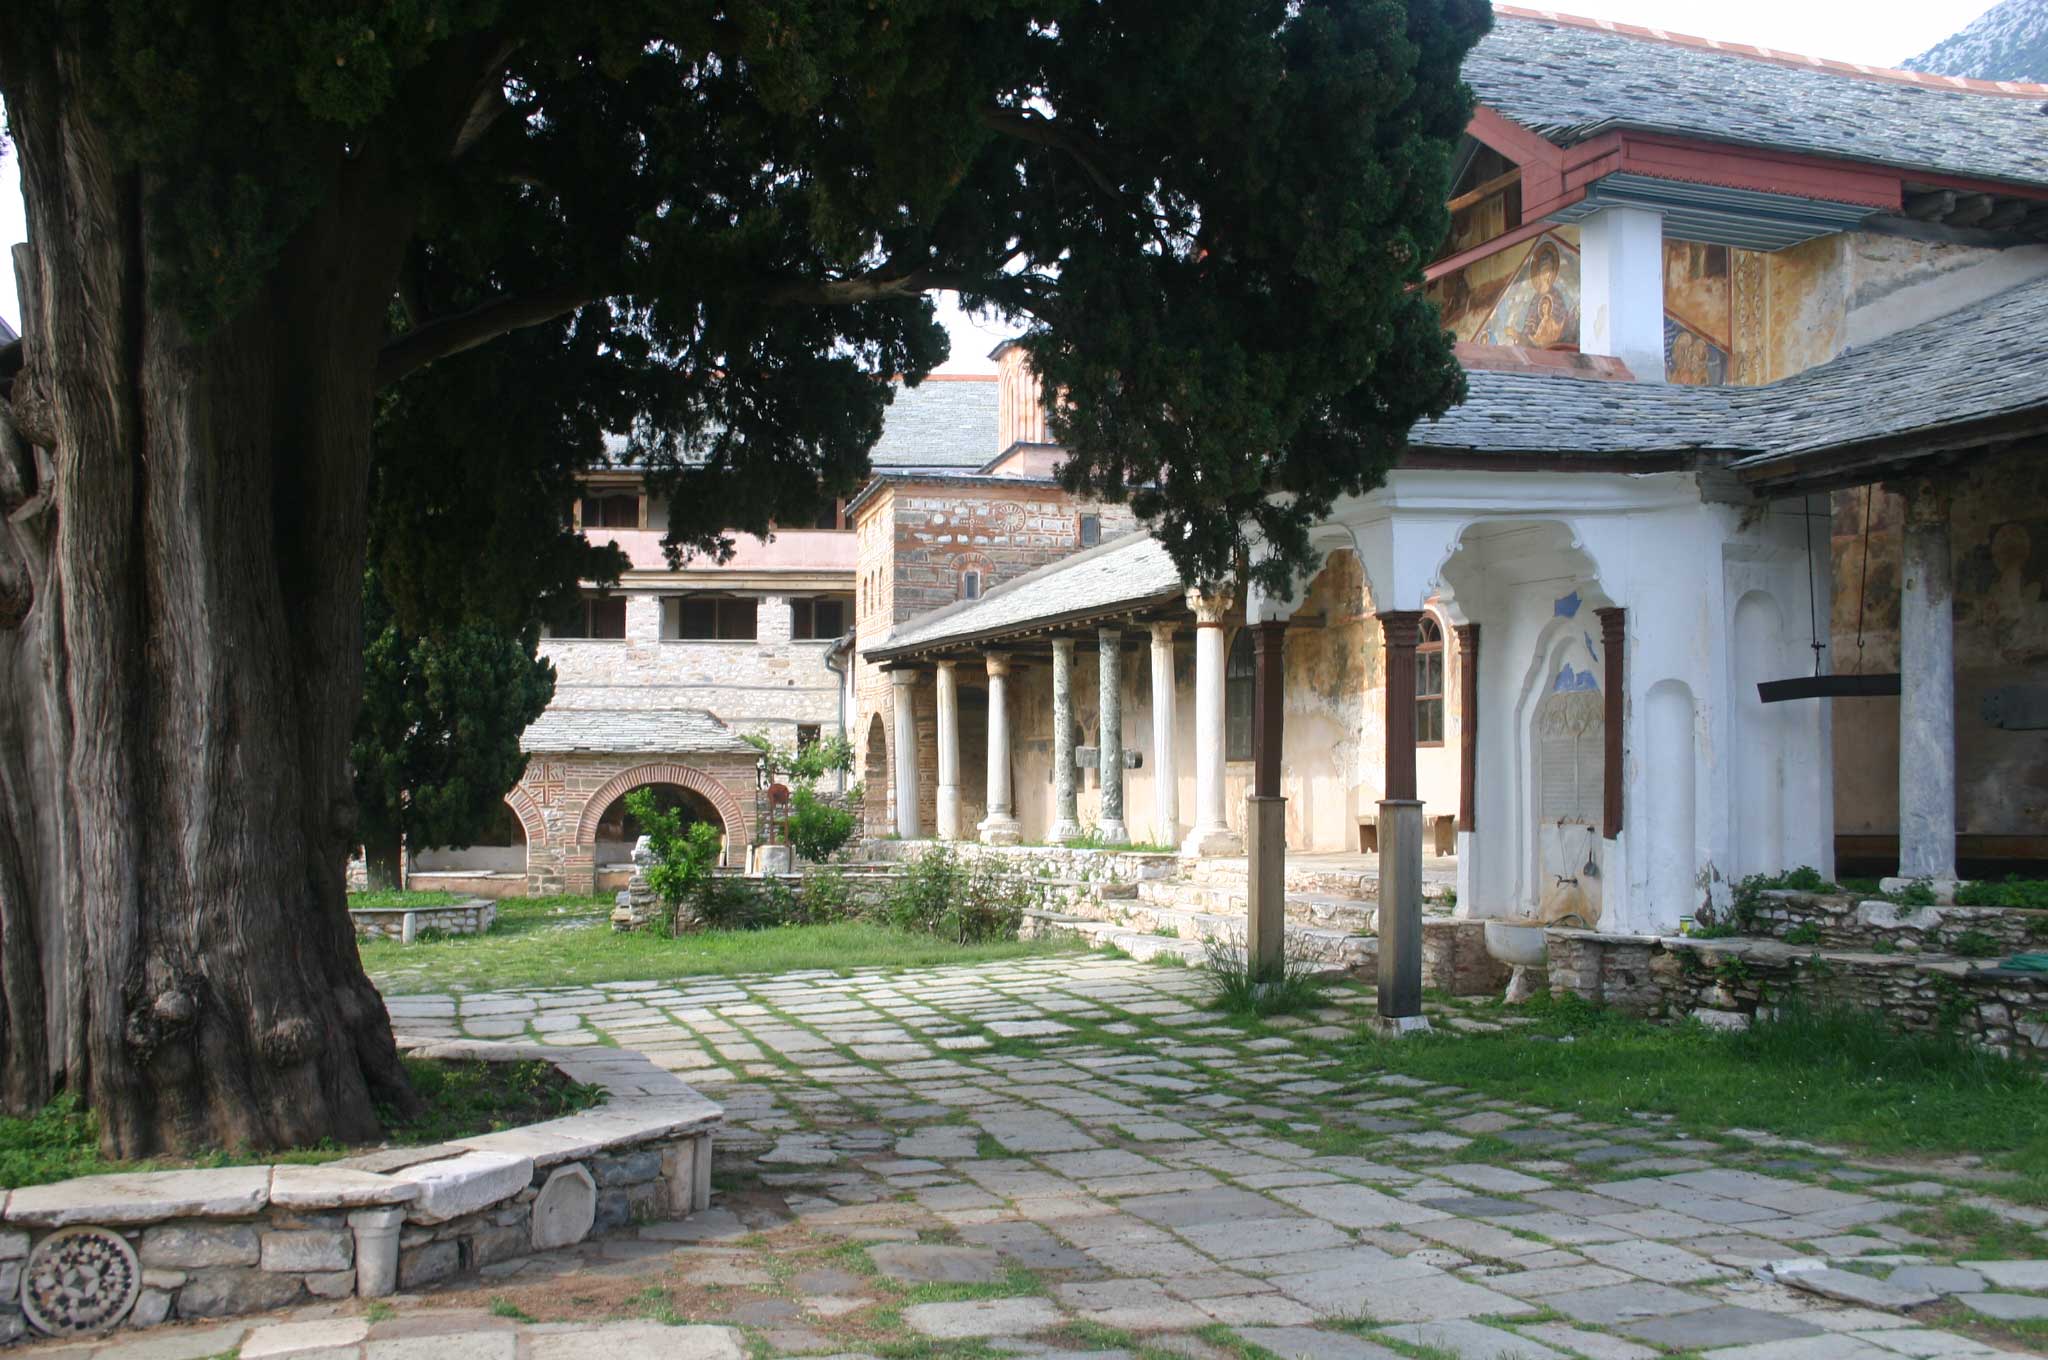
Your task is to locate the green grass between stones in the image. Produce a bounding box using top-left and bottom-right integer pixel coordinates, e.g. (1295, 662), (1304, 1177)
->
(348, 888), (464, 908)
(360, 895), (1081, 994)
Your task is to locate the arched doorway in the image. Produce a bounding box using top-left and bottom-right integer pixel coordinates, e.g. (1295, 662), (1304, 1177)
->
(862, 713), (890, 836)
(574, 761), (752, 875)
(591, 783), (727, 867)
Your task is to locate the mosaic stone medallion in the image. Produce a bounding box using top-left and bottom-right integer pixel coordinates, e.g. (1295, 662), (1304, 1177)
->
(22, 1226), (141, 1335)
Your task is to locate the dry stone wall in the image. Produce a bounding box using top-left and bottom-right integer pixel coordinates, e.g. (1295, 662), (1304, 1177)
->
(1744, 888), (2048, 956)
(348, 898), (495, 942)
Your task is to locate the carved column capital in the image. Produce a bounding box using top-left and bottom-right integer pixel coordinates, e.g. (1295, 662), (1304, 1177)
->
(1185, 587), (1235, 626)
(983, 650), (1011, 678)
(1378, 609), (1426, 651)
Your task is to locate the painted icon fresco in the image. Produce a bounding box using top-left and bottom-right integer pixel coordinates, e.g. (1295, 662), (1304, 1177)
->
(1478, 235), (1581, 349)
(1663, 239), (1732, 385)
(1665, 317), (1730, 386)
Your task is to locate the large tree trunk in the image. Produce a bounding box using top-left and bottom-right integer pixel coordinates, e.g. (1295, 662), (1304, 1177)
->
(0, 46), (424, 1154)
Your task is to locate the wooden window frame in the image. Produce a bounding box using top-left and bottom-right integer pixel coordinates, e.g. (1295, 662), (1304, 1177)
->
(1416, 615), (1446, 748)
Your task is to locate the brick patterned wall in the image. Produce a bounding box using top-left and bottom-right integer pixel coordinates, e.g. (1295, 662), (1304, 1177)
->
(514, 751), (760, 894)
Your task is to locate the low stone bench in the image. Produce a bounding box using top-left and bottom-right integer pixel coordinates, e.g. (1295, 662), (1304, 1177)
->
(349, 897), (495, 942)
(0, 1040), (720, 1344)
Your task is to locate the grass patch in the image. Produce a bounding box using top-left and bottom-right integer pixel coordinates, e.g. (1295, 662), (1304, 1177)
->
(1200, 937), (1333, 1017)
(362, 897), (1079, 994)
(1334, 994), (2048, 1198)
(1891, 1201), (2048, 1260)
(488, 1296), (535, 1322)
(900, 1266), (1043, 1306)
(348, 888), (463, 908)
(0, 1057), (600, 1190)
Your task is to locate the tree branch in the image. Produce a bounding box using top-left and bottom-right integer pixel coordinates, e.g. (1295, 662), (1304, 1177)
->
(979, 108), (1127, 202)
(765, 267), (992, 306)
(375, 284), (599, 388)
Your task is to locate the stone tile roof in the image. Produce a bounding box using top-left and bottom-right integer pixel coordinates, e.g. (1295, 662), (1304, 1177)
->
(869, 376), (1000, 469)
(1739, 267), (2048, 460)
(874, 532), (1183, 655)
(1470, 12), (2048, 188)
(520, 707), (753, 755)
(1410, 369), (1739, 455)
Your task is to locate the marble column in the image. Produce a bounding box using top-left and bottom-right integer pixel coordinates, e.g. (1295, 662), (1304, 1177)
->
(934, 660), (961, 840)
(1049, 638), (1081, 843)
(1149, 624), (1180, 847)
(1181, 589), (1243, 857)
(1097, 628), (1130, 844)
(979, 652), (1021, 844)
(1897, 480), (1957, 884)
(890, 669), (922, 840)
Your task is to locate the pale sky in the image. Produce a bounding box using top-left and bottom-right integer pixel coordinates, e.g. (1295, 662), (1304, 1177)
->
(0, 1), (2002, 363)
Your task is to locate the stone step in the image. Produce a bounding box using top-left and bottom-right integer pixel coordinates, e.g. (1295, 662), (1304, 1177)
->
(1024, 897), (1377, 969)
(1022, 908), (1371, 974)
(1133, 879), (1379, 931)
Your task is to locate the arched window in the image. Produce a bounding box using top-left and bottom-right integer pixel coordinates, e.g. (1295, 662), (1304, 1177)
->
(1225, 629), (1256, 761)
(1416, 615), (1446, 745)
(961, 569), (982, 601)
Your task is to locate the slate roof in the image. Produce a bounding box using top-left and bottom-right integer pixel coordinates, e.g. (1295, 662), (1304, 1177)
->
(1468, 13), (2048, 189)
(869, 377), (1000, 469)
(874, 532), (1183, 655)
(520, 707), (753, 755)
(1410, 369), (1738, 455)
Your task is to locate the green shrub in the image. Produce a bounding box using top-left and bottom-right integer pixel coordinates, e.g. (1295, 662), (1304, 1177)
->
(787, 787), (858, 862)
(1781, 922), (1823, 946)
(1201, 935), (1333, 1017)
(625, 788), (723, 935)
(1956, 877), (2048, 911)
(884, 848), (1032, 944)
(1886, 879), (1938, 907)
(1946, 929), (2003, 960)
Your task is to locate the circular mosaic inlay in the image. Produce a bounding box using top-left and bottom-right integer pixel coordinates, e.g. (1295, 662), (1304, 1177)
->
(22, 1226), (141, 1336)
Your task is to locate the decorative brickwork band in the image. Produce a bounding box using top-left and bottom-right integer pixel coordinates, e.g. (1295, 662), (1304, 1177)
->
(574, 761), (753, 861)
(1597, 607), (1626, 838)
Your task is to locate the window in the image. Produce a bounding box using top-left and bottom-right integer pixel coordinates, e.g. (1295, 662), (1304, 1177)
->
(1079, 513), (1101, 547)
(1416, 615), (1446, 745)
(797, 724), (821, 750)
(961, 570), (982, 601)
(549, 593), (628, 640)
(1225, 629), (1255, 761)
(580, 493), (640, 530)
(666, 594), (758, 640)
(791, 596), (849, 641)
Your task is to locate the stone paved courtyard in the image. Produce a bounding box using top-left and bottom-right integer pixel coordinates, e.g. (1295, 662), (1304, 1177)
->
(20, 955), (2048, 1358)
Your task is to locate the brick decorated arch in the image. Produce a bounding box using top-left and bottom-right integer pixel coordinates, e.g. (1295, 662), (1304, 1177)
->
(575, 760), (752, 854)
(504, 783), (547, 845)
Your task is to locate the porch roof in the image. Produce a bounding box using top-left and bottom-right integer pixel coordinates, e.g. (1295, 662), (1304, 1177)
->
(520, 707), (753, 756)
(867, 531), (1183, 659)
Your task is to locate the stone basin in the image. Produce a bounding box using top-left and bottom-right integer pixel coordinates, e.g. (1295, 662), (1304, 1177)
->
(1483, 918), (1549, 969)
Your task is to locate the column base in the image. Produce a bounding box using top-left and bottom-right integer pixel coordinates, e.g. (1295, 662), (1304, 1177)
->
(978, 815), (1022, 846)
(1180, 825), (1244, 858)
(1047, 819), (1082, 845)
(1096, 819), (1130, 845)
(1368, 1014), (1433, 1039)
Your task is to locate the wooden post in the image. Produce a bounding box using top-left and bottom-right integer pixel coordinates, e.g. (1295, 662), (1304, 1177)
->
(1454, 623), (1479, 834)
(1597, 607), (1626, 838)
(1380, 611), (1425, 801)
(1252, 622), (1287, 799)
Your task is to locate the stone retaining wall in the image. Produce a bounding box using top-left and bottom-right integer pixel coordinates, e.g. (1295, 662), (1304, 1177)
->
(612, 866), (904, 932)
(863, 838), (1180, 886)
(1745, 889), (2048, 956)
(1544, 929), (2048, 1061)
(349, 898), (496, 942)
(0, 1041), (719, 1344)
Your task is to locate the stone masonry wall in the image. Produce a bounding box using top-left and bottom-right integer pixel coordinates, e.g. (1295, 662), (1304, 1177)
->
(516, 750), (761, 895)
(1544, 929), (2048, 1062)
(349, 899), (496, 941)
(1743, 889), (2048, 956)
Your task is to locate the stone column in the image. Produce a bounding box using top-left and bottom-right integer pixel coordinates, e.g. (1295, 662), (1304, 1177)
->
(1149, 624), (1180, 847)
(1097, 627), (1130, 844)
(980, 652), (1022, 844)
(1181, 589), (1243, 856)
(350, 1206), (405, 1298)
(890, 669), (922, 839)
(1049, 638), (1081, 843)
(1897, 480), (1958, 884)
(1579, 205), (1666, 381)
(1248, 621), (1289, 976)
(934, 661), (961, 840)
(1376, 610), (1429, 1032)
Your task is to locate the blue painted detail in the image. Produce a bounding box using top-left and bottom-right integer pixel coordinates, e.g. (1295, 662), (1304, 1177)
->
(1554, 590), (1582, 619)
(1553, 664), (1600, 694)
(1584, 630), (1600, 663)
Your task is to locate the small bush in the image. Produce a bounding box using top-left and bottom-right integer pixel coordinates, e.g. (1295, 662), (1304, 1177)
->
(1956, 877), (2048, 911)
(1886, 879), (1938, 907)
(884, 848), (1032, 944)
(787, 787), (858, 862)
(1946, 929), (2004, 960)
(626, 788), (723, 935)
(1781, 923), (1823, 946)
(1200, 932), (1334, 1017)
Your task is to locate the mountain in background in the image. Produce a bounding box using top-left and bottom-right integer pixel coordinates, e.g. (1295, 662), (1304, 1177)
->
(1901, 0), (2048, 82)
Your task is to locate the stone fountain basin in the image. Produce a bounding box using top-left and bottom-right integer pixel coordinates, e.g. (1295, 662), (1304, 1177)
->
(1483, 918), (1549, 969)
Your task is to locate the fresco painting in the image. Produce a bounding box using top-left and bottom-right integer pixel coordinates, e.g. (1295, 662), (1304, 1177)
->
(1477, 233), (1581, 349)
(1664, 239), (1732, 385)
(1665, 317), (1730, 387)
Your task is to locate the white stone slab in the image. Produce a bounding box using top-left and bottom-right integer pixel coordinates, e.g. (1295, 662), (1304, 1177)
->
(5, 1167), (271, 1227)
(269, 1165), (418, 1210)
(242, 1318), (372, 1357)
(396, 1150), (535, 1225)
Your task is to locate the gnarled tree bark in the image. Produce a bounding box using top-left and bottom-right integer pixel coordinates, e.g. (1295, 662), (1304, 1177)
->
(0, 44), (424, 1154)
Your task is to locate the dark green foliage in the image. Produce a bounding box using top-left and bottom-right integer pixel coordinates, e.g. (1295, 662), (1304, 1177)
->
(1887, 879), (1939, 907)
(787, 788), (859, 863)
(1781, 922), (1823, 946)
(625, 788), (723, 934)
(351, 570), (556, 873)
(15, 0), (1490, 592)
(884, 849), (1034, 944)
(1957, 877), (2048, 911)
(1946, 929), (2003, 959)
